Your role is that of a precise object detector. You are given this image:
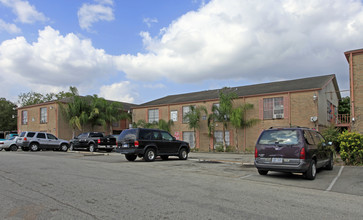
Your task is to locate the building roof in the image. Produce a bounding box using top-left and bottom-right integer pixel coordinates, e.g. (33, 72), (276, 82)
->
(344, 48), (363, 62)
(139, 74), (340, 107)
(17, 96), (138, 111)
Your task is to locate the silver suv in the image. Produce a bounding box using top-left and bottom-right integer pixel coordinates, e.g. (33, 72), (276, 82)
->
(17, 131), (69, 152)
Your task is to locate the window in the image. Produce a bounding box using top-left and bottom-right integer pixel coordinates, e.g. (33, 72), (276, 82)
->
(148, 109), (159, 123)
(182, 106), (194, 123)
(214, 131), (230, 148)
(263, 97), (284, 119)
(304, 131), (314, 145)
(47, 133), (57, 140)
(36, 133), (46, 139)
(161, 131), (174, 141)
(22, 111), (28, 125)
(183, 131), (195, 148)
(170, 110), (178, 122)
(40, 107), (47, 123)
(327, 101), (337, 122)
(258, 130), (299, 145)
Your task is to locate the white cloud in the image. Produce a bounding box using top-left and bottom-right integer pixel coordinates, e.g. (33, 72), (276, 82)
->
(114, 0), (363, 85)
(143, 83), (166, 89)
(0, 19), (21, 33)
(78, 1), (115, 31)
(0, 26), (116, 99)
(0, 0), (48, 24)
(99, 81), (137, 103)
(143, 17), (158, 28)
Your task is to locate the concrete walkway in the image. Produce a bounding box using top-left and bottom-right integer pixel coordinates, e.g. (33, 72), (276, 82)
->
(188, 152), (255, 166)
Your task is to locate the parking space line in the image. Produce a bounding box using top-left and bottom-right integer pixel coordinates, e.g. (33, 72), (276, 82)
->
(325, 166), (344, 192)
(240, 174), (253, 179)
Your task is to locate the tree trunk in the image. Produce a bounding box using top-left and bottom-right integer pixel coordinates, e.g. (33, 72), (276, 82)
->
(223, 126), (226, 152)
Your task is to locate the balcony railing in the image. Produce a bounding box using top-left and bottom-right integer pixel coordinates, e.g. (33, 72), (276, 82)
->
(336, 114), (350, 126)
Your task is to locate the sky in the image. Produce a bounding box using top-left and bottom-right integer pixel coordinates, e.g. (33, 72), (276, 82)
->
(0, 0), (362, 105)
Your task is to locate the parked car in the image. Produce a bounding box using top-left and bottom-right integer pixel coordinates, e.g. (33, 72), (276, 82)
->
(17, 131), (69, 152)
(69, 132), (116, 152)
(0, 133), (18, 141)
(116, 128), (190, 162)
(254, 127), (334, 180)
(0, 136), (19, 151)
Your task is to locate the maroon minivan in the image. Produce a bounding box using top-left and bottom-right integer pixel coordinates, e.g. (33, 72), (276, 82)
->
(254, 127), (334, 180)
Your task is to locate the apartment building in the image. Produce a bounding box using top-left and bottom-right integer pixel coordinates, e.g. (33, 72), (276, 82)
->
(345, 48), (363, 134)
(17, 97), (135, 140)
(132, 75), (341, 152)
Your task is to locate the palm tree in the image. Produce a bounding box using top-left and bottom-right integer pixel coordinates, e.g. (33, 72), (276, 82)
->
(230, 104), (259, 152)
(183, 105), (207, 149)
(208, 89), (237, 152)
(157, 119), (174, 132)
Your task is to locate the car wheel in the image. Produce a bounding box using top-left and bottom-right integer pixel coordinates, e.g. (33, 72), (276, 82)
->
(10, 145), (18, 151)
(178, 148), (188, 160)
(161, 155), (169, 160)
(125, 154), (137, 161)
(258, 170), (268, 175)
(144, 148), (156, 162)
(60, 144), (68, 152)
(305, 160), (316, 180)
(325, 153), (334, 170)
(30, 143), (39, 151)
(89, 144), (95, 152)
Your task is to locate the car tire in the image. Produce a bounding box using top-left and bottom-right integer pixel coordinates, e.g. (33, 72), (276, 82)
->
(30, 143), (39, 151)
(178, 148), (188, 160)
(258, 170), (268, 175)
(325, 153), (334, 170)
(305, 160), (317, 180)
(5, 148), (11, 151)
(10, 145), (18, 151)
(144, 148), (156, 162)
(89, 144), (95, 152)
(125, 154), (137, 161)
(60, 144), (68, 152)
(161, 155), (169, 160)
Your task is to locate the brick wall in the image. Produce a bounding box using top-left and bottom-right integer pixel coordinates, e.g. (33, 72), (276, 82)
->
(352, 53), (363, 133)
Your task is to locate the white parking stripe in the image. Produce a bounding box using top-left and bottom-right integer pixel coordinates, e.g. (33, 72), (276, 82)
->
(325, 166), (344, 192)
(240, 174), (253, 179)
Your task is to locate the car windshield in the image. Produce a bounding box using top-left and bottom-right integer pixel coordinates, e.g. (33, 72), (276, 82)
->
(119, 129), (137, 140)
(258, 130), (300, 145)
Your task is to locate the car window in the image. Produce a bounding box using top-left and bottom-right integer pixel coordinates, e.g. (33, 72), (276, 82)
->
(36, 133), (46, 139)
(119, 129), (137, 140)
(161, 131), (174, 141)
(20, 132), (26, 137)
(258, 130), (299, 145)
(27, 132), (36, 138)
(90, 133), (103, 138)
(139, 130), (153, 140)
(77, 133), (87, 138)
(152, 131), (162, 140)
(304, 131), (315, 145)
(310, 131), (325, 145)
(47, 134), (57, 140)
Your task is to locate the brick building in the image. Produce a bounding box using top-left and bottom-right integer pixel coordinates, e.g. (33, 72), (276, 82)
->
(132, 75), (341, 152)
(345, 49), (363, 134)
(17, 98), (135, 141)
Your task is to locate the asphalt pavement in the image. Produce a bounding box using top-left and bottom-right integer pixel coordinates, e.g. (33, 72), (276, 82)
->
(188, 152), (255, 166)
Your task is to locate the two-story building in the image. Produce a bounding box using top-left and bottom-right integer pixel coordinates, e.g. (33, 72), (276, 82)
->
(345, 48), (363, 134)
(132, 74), (341, 152)
(17, 97), (136, 140)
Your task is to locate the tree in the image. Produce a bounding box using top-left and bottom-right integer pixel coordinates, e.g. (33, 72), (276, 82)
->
(230, 103), (259, 152)
(208, 89), (238, 152)
(184, 105), (207, 149)
(18, 86), (77, 107)
(157, 119), (174, 132)
(0, 98), (17, 131)
(339, 96), (350, 115)
(97, 98), (130, 134)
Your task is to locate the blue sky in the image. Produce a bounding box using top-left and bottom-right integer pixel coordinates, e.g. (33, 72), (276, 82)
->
(0, 0), (362, 105)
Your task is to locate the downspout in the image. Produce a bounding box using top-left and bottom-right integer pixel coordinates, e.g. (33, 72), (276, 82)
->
(349, 53), (355, 121)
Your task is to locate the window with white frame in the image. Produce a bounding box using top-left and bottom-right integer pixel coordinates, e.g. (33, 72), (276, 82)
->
(183, 131), (195, 148)
(170, 110), (178, 122)
(148, 109), (159, 123)
(22, 111), (28, 125)
(182, 106), (194, 123)
(40, 107), (47, 123)
(263, 97), (284, 119)
(214, 131), (230, 148)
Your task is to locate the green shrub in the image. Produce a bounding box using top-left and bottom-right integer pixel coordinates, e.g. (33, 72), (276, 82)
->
(321, 124), (340, 151)
(214, 145), (234, 152)
(337, 131), (363, 165)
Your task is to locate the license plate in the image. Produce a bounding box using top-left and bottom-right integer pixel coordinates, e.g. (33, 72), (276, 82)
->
(122, 144), (128, 148)
(272, 158), (283, 163)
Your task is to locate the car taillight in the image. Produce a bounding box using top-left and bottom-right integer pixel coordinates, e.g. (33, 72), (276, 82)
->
(300, 148), (306, 159)
(255, 148), (258, 158)
(98, 139), (101, 144)
(24, 137), (27, 141)
(134, 141), (139, 147)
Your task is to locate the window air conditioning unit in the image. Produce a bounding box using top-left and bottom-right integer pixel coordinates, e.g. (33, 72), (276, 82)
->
(273, 114), (283, 119)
